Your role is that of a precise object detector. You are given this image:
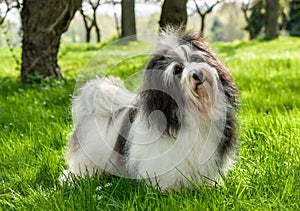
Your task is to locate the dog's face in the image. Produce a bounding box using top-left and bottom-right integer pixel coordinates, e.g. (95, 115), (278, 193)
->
(162, 43), (219, 115)
(140, 33), (222, 137)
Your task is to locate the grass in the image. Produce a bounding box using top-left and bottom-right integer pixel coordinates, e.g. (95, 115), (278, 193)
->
(0, 36), (299, 210)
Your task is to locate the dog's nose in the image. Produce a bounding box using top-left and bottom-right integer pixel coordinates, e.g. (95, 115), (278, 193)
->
(192, 71), (204, 84)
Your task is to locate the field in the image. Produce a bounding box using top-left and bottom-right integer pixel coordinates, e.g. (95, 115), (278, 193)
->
(0, 37), (299, 210)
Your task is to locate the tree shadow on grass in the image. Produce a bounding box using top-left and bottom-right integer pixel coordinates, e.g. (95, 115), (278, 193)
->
(0, 75), (76, 135)
(214, 40), (259, 58)
(0, 75), (76, 95)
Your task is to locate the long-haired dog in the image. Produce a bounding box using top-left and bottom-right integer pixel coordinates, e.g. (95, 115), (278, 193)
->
(63, 29), (239, 190)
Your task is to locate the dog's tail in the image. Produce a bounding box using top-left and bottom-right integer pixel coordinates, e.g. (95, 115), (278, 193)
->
(72, 77), (136, 123)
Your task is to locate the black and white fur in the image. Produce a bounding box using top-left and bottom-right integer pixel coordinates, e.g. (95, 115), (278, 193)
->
(63, 29), (239, 190)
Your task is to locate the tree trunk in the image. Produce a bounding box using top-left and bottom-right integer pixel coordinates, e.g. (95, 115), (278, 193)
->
(86, 28), (91, 43)
(121, 0), (136, 40)
(80, 8), (92, 43)
(95, 25), (101, 43)
(21, 0), (81, 83)
(112, 2), (121, 37)
(265, 0), (279, 39)
(159, 0), (188, 31)
(93, 9), (101, 43)
(200, 15), (205, 35)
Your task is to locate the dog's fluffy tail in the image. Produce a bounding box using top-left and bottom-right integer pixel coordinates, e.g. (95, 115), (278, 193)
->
(72, 77), (136, 123)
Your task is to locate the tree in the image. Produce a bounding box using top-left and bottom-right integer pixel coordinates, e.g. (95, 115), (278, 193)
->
(242, 0), (265, 39)
(21, 0), (81, 83)
(159, 0), (188, 31)
(287, 0), (300, 36)
(193, 0), (223, 36)
(121, 0), (136, 40)
(210, 17), (223, 41)
(110, 0), (121, 37)
(80, 0), (102, 43)
(265, 0), (279, 39)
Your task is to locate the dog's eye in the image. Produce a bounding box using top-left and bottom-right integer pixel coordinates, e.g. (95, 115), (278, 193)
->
(173, 65), (183, 75)
(190, 55), (205, 63)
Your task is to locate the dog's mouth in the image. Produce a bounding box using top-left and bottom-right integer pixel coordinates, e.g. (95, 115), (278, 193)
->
(192, 79), (206, 97)
(191, 84), (201, 98)
(187, 74), (215, 115)
(191, 82), (211, 105)
(179, 62), (218, 115)
(189, 72), (210, 98)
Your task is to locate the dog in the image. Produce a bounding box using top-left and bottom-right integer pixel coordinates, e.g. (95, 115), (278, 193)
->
(63, 29), (239, 190)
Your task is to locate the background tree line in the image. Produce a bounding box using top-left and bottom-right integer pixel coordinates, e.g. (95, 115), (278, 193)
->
(0, 0), (299, 83)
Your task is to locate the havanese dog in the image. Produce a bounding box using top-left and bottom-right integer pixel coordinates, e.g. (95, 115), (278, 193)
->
(63, 29), (239, 190)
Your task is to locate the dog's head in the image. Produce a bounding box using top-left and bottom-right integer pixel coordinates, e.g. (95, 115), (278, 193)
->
(140, 29), (237, 137)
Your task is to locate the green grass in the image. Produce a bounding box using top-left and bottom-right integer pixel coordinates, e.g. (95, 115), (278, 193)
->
(0, 36), (299, 210)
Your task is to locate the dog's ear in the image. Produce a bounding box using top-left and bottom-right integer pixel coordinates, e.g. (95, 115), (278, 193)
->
(194, 41), (239, 108)
(145, 55), (168, 70)
(139, 55), (184, 138)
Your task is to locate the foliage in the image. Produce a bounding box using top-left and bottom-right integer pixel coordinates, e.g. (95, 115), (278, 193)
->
(0, 37), (300, 210)
(287, 0), (300, 36)
(210, 17), (222, 41)
(243, 1), (265, 39)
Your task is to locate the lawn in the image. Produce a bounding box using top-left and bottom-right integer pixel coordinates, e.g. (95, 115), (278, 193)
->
(0, 37), (299, 210)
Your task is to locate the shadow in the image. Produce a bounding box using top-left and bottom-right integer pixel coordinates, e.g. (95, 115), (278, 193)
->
(0, 75), (76, 132)
(213, 40), (259, 58)
(0, 76), (22, 93)
(0, 75), (76, 92)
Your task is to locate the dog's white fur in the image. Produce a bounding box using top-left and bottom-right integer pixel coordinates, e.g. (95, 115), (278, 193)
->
(63, 31), (238, 190)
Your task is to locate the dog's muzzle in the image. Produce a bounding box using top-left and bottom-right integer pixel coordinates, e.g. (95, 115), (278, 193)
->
(183, 68), (207, 98)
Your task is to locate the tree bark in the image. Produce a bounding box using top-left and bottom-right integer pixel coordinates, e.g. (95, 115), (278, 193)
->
(112, 1), (121, 37)
(265, 0), (279, 39)
(95, 25), (101, 43)
(93, 7), (101, 42)
(86, 28), (91, 43)
(80, 8), (92, 43)
(200, 15), (205, 35)
(21, 0), (81, 83)
(121, 0), (136, 40)
(159, 0), (188, 31)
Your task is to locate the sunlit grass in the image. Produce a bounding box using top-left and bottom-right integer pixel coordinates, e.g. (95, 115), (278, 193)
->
(0, 37), (299, 210)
